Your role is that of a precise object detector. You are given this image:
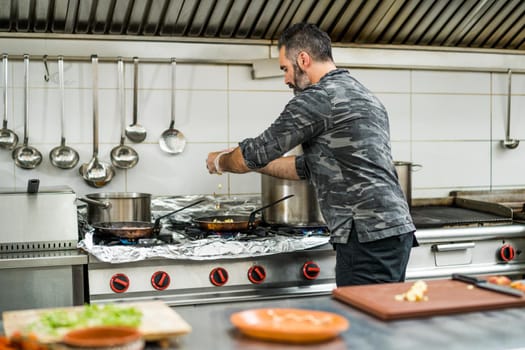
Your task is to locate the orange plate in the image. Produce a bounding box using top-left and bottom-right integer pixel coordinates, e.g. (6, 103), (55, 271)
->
(230, 308), (349, 344)
(62, 326), (143, 348)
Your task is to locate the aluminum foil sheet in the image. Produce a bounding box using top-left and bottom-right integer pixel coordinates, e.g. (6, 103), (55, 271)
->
(77, 195), (330, 263)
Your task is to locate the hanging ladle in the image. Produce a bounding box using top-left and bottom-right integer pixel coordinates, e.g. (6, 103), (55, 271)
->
(79, 55), (115, 187)
(111, 57), (139, 169)
(12, 54), (42, 169)
(49, 56), (79, 169)
(159, 57), (186, 154)
(125, 57), (147, 143)
(0, 54), (19, 150)
(501, 69), (519, 149)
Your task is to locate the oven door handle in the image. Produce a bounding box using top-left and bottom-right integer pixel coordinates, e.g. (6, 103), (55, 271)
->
(431, 242), (475, 252)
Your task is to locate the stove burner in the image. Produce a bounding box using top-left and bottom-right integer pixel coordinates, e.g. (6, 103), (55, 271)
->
(266, 225), (330, 236)
(171, 220), (329, 239)
(93, 232), (174, 247)
(180, 225), (271, 240)
(120, 238), (138, 245)
(91, 220), (330, 247)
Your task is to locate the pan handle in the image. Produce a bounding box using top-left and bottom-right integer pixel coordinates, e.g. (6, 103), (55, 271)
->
(248, 194), (294, 229)
(153, 199), (206, 232)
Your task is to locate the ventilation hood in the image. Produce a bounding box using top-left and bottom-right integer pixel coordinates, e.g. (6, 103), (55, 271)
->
(0, 0), (524, 51)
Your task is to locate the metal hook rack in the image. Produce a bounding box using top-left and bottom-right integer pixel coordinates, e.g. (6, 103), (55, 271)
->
(0, 54), (251, 65)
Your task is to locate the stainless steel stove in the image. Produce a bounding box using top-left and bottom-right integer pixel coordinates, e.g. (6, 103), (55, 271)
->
(406, 194), (525, 280)
(82, 196), (336, 306)
(82, 193), (525, 306)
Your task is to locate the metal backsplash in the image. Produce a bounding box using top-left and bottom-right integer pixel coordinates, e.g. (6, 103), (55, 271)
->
(0, 0), (523, 50)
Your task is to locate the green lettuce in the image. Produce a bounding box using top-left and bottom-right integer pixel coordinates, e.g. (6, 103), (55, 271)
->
(28, 304), (142, 336)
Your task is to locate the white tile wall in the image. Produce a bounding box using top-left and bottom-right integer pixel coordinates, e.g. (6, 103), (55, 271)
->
(229, 90), (292, 142)
(350, 69), (411, 93)
(412, 71), (490, 94)
(412, 94), (491, 140)
(376, 93), (411, 141)
(1, 39), (525, 200)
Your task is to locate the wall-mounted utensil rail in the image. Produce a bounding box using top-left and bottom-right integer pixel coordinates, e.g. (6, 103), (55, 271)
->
(0, 54), (249, 65)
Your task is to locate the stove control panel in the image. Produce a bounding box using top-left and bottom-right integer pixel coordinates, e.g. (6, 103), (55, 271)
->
(151, 271), (171, 290)
(247, 265), (266, 284)
(109, 273), (130, 293)
(210, 267), (229, 286)
(302, 261), (321, 280)
(87, 246), (336, 302)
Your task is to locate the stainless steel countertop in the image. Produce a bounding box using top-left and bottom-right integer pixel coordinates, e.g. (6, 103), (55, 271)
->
(171, 295), (525, 350)
(0, 249), (88, 269)
(1, 294), (524, 349)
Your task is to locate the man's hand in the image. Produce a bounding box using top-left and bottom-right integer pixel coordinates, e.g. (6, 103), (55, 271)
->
(206, 148), (233, 175)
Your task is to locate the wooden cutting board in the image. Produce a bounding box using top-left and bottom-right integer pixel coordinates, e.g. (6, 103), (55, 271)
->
(333, 279), (525, 321)
(2, 301), (191, 343)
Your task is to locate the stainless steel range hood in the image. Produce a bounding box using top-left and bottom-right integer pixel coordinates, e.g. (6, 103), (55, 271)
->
(0, 0), (524, 51)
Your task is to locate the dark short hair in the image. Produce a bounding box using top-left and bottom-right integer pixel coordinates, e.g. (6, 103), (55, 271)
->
(278, 23), (334, 62)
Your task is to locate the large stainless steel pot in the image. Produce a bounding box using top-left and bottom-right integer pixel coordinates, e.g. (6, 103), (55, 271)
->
(78, 192), (151, 224)
(394, 161), (421, 208)
(261, 146), (325, 227)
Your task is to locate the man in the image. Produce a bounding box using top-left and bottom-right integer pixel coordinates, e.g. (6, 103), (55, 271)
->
(206, 23), (416, 286)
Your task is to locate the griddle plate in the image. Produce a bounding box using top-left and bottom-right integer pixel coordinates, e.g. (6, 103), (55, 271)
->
(411, 206), (512, 229)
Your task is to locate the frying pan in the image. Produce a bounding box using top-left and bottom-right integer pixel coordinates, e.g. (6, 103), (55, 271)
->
(92, 199), (205, 239)
(194, 195), (294, 232)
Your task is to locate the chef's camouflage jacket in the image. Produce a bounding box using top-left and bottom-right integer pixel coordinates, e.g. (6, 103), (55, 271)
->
(239, 69), (415, 244)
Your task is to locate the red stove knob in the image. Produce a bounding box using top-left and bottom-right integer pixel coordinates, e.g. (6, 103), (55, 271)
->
(247, 265), (266, 284)
(499, 244), (516, 262)
(110, 273), (130, 293)
(210, 267), (229, 286)
(302, 261), (321, 280)
(151, 271), (171, 291)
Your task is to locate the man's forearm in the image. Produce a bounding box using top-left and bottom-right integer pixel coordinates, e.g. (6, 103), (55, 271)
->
(210, 147), (301, 180)
(256, 156), (300, 180)
(219, 147), (251, 174)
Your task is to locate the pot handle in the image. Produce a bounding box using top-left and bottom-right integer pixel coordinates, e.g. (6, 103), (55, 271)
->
(412, 164), (423, 171)
(248, 194), (294, 229)
(77, 197), (112, 209)
(27, 179), (39, 194)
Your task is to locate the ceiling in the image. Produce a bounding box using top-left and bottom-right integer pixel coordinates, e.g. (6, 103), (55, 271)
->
(0, 0), (524, 51)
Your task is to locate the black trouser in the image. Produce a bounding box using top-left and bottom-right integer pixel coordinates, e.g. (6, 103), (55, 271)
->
(334, 228), (415, 287)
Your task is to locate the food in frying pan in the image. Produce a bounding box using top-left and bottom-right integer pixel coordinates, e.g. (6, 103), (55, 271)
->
(394, 280), (428, 302)
(212, 218), (234, 223)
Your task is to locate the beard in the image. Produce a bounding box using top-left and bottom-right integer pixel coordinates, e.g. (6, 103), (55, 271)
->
(289, 63), (311, 95)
